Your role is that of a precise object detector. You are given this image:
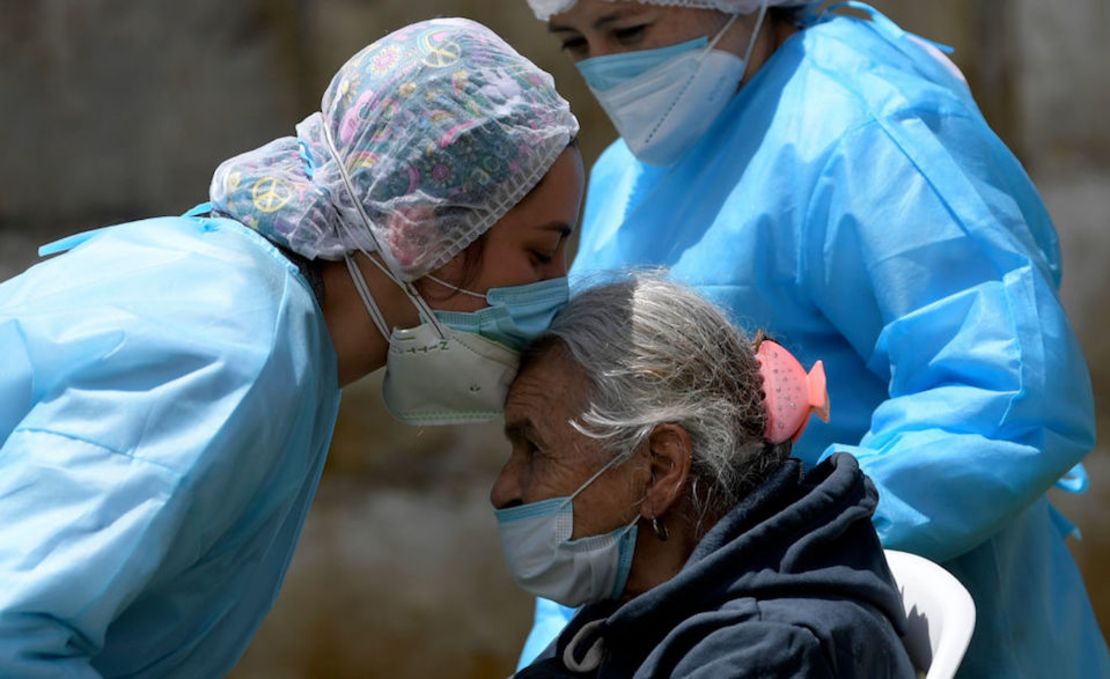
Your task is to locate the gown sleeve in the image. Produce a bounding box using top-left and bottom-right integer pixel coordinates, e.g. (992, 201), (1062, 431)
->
(0, 224), (293, 674)
(0, 428), (191, 677)
(802, 117), (1095, 562)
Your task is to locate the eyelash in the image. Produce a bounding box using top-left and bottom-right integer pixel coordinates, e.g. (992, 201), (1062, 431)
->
(615, 25), (648, 44)
(560, 24), (649, 54)
(532, 250), (553, 265)
(561, 37), (588, 54)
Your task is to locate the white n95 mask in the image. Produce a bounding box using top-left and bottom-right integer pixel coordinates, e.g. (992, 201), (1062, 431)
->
(320, 109), (568, 426)
(576, 2), (769, 167)
(344, 255), (567, 426)
(382, 322), (520, 425)
(494, 454), (639, 608)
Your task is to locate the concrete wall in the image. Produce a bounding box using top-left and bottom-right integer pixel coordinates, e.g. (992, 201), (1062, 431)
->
(0, 0), (304, 225)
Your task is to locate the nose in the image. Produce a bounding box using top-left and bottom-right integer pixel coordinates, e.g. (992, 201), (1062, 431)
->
(490, 457), (523, 510)
(539, 243), (571, 281)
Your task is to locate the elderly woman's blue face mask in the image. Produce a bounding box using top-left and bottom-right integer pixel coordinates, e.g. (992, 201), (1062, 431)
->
(494, 452), (639, 607)
(491, 349), (645, 607)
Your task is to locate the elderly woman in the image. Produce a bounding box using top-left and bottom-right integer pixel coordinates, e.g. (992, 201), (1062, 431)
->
(491, 275), (915, 678)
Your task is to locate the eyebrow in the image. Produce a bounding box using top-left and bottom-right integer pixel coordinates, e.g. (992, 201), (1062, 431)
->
(504, 418), (548, 448)
(549, 9), (645, 34)
(540, 221), (574, 238)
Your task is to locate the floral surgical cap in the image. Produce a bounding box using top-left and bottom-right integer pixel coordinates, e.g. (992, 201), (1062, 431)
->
(210, 18), (579, 281)
(527, 0), (818, 21)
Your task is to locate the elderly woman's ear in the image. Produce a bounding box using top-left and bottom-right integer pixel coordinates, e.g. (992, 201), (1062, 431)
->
(641, 423), (694, 524)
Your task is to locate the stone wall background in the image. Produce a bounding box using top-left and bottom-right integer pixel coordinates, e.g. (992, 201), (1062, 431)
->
(1, 1), (1107, 677)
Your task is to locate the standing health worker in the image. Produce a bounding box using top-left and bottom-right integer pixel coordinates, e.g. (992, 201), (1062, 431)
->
(0, 18), (583, 677)
(518, 0), (1109, 676)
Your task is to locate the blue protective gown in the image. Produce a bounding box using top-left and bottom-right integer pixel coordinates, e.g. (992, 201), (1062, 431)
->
(522, 7), (1109, 678)
(0, 214), (340, 677)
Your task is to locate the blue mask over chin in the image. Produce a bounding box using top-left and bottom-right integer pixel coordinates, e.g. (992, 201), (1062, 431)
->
(429, 276), (570, 351)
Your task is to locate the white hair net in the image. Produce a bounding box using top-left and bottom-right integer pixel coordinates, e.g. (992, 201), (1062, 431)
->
(528, 0), (817, 21)
(210, 18), (579, 281)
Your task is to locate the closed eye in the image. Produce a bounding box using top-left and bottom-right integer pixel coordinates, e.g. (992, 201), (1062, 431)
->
(560, 35), (588, 56)
(614, 25), (648, 45)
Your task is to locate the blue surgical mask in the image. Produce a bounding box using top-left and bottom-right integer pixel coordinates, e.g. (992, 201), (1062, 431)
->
(577, 37), (709, 92)
(494, 454), (639, 608)
(343, 257), (568, 426)
(427, 275), (570, 351)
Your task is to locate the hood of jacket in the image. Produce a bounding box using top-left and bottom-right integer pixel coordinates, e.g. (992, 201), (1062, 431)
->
(550, 453), (909, 675)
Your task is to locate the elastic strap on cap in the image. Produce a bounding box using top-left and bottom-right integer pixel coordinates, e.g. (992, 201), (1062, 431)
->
(322, 117), (449, 339)
(344, 254), (393, 342)
(424, 273), (487, 300)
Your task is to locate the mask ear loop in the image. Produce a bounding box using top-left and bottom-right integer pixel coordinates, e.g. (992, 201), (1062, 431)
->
(703, 0), (767, 57)
(706, 11), (742, 54)
(424, 273), (487, 300)
(738, 0), (771, 72)
(320, 120), (450, 339)
(560, 452), (628, 510)
(344, 254), (392, 342)
(559, 452), (642, 537)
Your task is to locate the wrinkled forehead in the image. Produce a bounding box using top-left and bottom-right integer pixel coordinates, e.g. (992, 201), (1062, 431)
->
(506, 345), (587, 428)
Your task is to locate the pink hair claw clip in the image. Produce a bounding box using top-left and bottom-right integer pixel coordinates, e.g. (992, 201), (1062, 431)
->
(756, 340), (831, 444)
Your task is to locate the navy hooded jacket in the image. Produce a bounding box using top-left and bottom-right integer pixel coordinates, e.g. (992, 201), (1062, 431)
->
(515, 453), (916, 678)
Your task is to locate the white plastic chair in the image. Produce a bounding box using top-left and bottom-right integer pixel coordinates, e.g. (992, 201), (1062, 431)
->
(883, 549), (976, 679)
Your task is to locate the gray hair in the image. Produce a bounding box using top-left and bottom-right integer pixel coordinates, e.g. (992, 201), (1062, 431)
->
(525, 273), (791, 522)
